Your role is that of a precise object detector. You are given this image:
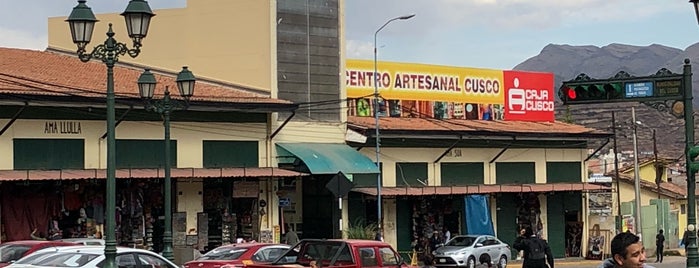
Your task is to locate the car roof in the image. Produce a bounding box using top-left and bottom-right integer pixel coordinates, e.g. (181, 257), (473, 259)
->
(214, 243), (287, 249)
(311, 239), (392, 247)
(28, 245), (160, 254)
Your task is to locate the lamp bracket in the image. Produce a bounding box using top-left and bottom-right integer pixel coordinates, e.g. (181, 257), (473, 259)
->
(143, 88), (189, 115)
(77, 23), (142, 64)
(641, 100), (684, 119)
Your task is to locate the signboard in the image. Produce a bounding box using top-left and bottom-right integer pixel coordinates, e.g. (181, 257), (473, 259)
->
(656, 79), (682, 97)
(279, 197), (290, 207)
(345, 59), (555, 122)
(625, 82), (653, 98)
(503, 71), (555, 122)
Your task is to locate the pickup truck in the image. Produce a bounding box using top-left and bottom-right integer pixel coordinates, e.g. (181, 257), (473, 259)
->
(246, 239), (411, 268)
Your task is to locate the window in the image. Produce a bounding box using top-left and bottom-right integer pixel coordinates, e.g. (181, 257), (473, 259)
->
(13, 139), (84, 169)
(116, 140), (177, 168)
(378, 247), (399, 266)
(203, 141), (259, 168)
(546, 162), (582, 183)
(682, 204), (687, 214)
(116, 253), (139, 268)
(396, 162), (428, 187)
(138, 253), (173, 268)
(252, 247), (289, 262)
(440, 162), (484, 186)
(495, 162), (535, 184)
(358, 247), (377, 267)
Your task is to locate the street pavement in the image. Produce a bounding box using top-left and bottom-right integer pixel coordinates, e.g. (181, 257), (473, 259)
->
(529, 255), (685, 268)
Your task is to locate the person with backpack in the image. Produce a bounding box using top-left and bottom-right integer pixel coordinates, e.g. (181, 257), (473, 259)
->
(513, 227), (554, 268)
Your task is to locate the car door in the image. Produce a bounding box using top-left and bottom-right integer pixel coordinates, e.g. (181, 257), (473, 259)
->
(357, 247), (379, 268)
(137, 252), (177, 268)
(483, 237), (500, 264)
(473, 236), (487, 261)
(116, 253), (140, 268)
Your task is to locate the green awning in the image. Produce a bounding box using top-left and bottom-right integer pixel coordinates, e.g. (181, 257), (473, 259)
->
(276, 143), (379, 175)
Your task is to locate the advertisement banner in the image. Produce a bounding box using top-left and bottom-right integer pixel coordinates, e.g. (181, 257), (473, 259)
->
(503, 71), (555, 122)
(345, 59), (555, 122)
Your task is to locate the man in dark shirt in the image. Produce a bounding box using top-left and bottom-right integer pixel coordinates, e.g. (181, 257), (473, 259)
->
(655, 229), (665, 263)
(513, 227), (554, 268)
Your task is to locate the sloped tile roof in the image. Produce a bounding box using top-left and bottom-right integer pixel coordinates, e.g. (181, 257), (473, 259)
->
(352, 183), (609, 196)
(347, 116), (611, 137)
(0, 167), (304, 181)
(0, 47), (292, 105)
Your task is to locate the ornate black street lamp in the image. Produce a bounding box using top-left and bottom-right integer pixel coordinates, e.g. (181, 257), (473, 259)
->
(138, 67), (196, 261)
(66, 1), (154, 268)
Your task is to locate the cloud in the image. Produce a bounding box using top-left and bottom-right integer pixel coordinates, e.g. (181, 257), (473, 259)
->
(0, 27), (46, 50)
(346, 40), (373, 60)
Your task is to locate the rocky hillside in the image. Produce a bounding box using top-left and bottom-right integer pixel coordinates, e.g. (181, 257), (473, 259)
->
(513, 43), (699, 159)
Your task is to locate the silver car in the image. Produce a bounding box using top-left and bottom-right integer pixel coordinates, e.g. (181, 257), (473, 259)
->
(432, 235), (511, 268)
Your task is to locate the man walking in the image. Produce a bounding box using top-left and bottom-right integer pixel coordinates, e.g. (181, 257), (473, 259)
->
(513, 227), (554, 268)
(655, 229), (664, 263)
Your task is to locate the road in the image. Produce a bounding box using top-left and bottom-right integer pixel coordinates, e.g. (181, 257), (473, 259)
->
(553, 255), (685, 268)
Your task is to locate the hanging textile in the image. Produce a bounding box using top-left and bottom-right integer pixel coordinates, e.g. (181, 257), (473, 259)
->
(464, 195), (494, 236)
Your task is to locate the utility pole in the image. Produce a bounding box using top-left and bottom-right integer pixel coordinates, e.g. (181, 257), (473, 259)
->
(612, 111), (622, 233)
(631, 107), (642, 235)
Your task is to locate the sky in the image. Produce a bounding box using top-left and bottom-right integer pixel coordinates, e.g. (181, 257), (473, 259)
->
(1, 0), (699, 70)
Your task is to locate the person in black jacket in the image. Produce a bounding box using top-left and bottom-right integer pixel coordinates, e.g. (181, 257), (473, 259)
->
(655, 229), (665, 263)
(513, 227), (554, 268)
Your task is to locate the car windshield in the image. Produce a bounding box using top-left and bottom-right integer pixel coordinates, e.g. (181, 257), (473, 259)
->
(30, 252), (99, 267)
(15, 251), (56, 264)
(198, 248), (249, 260)
(0, 244), (31, 263)
(445, 237), (476, 247)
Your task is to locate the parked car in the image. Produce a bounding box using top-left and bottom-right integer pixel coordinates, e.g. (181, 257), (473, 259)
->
(184, 243), (290, 268)
(6, 245), (178, 268)
(0, 240), (78, 267)
(58, 238), (105, 246)
(246, 239), (410, 268)
(432, 235), (511, 268)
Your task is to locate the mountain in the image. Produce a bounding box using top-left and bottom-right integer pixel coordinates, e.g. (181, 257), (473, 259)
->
(513, 43), (698, 161)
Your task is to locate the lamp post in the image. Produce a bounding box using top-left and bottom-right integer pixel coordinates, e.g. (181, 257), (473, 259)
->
(66, 1), (154, 268)
(373, 14), (415, 228)
(631, 107), (642, 234)
(138, 67), (196, 261)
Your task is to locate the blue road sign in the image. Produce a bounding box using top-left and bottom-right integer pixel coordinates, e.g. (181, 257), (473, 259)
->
(625, 82), (653, 98)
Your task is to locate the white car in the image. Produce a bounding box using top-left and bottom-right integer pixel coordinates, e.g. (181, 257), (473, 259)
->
(432, 235), (511, 268)
(7, 246), (177, 268)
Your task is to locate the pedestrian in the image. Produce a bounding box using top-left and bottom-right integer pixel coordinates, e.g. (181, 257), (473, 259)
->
(655, 229), (664, 263)
(599, 232), (655, 268)
(513, 227), (554, 268)
(442, 226), (451, 243)
(374, 228), (383, 242)
(682, 229), (689, 250)
(284, 225), (299, 245)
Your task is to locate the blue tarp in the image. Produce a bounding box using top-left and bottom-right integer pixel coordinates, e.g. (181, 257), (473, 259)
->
(465, 195), (495, 236)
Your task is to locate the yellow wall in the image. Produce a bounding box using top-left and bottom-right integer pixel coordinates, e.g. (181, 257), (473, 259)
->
(48, 0), (274, 91)
(617, 181), (686, 240)
(176, 180), (203, 233)
(0, 119), (269, 169)
(622, 161), (667, 183)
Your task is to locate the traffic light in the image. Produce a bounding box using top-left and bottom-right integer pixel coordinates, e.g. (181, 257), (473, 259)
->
(689, 146), (699, 174)
(559, 82), (623, 104)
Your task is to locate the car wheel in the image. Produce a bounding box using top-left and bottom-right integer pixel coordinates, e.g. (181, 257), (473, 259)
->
(466, 256), (476, 268)
(497, 255), (507, 268)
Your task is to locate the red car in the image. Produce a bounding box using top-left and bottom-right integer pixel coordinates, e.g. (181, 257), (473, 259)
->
(0, 240), (78, 267)
(184, 243), (291, 268)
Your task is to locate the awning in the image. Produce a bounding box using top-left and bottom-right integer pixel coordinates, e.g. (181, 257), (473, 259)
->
(0, 167), (305, 181)
(352, 182), (610, 196)
(276, 143), (379, 175)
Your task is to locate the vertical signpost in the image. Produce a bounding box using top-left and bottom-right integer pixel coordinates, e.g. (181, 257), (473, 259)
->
(560, 59), (696, 268)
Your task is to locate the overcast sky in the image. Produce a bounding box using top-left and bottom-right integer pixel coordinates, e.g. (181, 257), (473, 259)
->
(1, 0), (698, 70)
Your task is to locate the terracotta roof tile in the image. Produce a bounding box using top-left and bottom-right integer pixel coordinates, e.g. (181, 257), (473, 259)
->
(0, 47), (292, 105)
(352, 183), (609, 196)
(0, 167), (304, 181)
(347, 116), (611, 136)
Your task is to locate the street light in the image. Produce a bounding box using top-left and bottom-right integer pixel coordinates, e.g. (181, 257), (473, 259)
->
(138, 67), (196, 261)
(373, 13), (415, 229)
(66, 1), (154, 268)
(630, 108), (642, 234)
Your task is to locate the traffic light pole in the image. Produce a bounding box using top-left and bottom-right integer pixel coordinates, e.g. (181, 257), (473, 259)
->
(683, 59), (698, 268)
